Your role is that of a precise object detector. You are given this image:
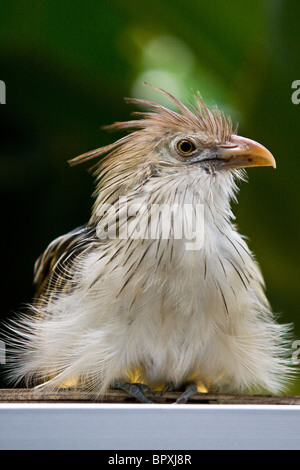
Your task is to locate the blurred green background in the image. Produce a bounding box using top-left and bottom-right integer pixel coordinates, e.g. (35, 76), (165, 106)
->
(0, 0), (299, 393)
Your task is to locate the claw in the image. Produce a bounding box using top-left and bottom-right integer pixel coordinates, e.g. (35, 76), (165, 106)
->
(175, 382), (198, 404)
(136, 382), (156, 396)
(160, 381), (175, 396)
(115, 381), (154, 403)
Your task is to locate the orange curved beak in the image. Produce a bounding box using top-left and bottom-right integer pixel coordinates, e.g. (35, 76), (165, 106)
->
(216, 135), (276, 170)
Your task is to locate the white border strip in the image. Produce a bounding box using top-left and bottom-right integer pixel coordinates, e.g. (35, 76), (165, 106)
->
(1, 403), (300, 450)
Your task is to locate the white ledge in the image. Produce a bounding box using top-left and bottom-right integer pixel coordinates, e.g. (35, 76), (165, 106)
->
(1, 402), (300, 450)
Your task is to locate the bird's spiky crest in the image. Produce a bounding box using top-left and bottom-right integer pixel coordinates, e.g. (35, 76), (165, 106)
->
(69, 84), (236, 167)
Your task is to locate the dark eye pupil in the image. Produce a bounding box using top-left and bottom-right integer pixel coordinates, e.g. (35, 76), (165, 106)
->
(178, 140), (194, 153)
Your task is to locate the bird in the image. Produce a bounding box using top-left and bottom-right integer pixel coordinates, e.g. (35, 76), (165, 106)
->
(5, 84), (293, 403)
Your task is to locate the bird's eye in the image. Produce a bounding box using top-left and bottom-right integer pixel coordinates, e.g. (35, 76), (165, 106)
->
(176, 139), (196, 155)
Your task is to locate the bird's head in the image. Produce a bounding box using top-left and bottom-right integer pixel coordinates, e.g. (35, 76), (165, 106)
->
(69, 84), (275, 204)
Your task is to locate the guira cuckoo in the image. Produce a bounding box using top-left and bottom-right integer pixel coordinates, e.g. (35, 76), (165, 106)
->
(6, 85), (293, 403)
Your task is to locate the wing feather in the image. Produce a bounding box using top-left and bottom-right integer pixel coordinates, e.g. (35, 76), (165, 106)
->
(33, 224), (98, 303)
